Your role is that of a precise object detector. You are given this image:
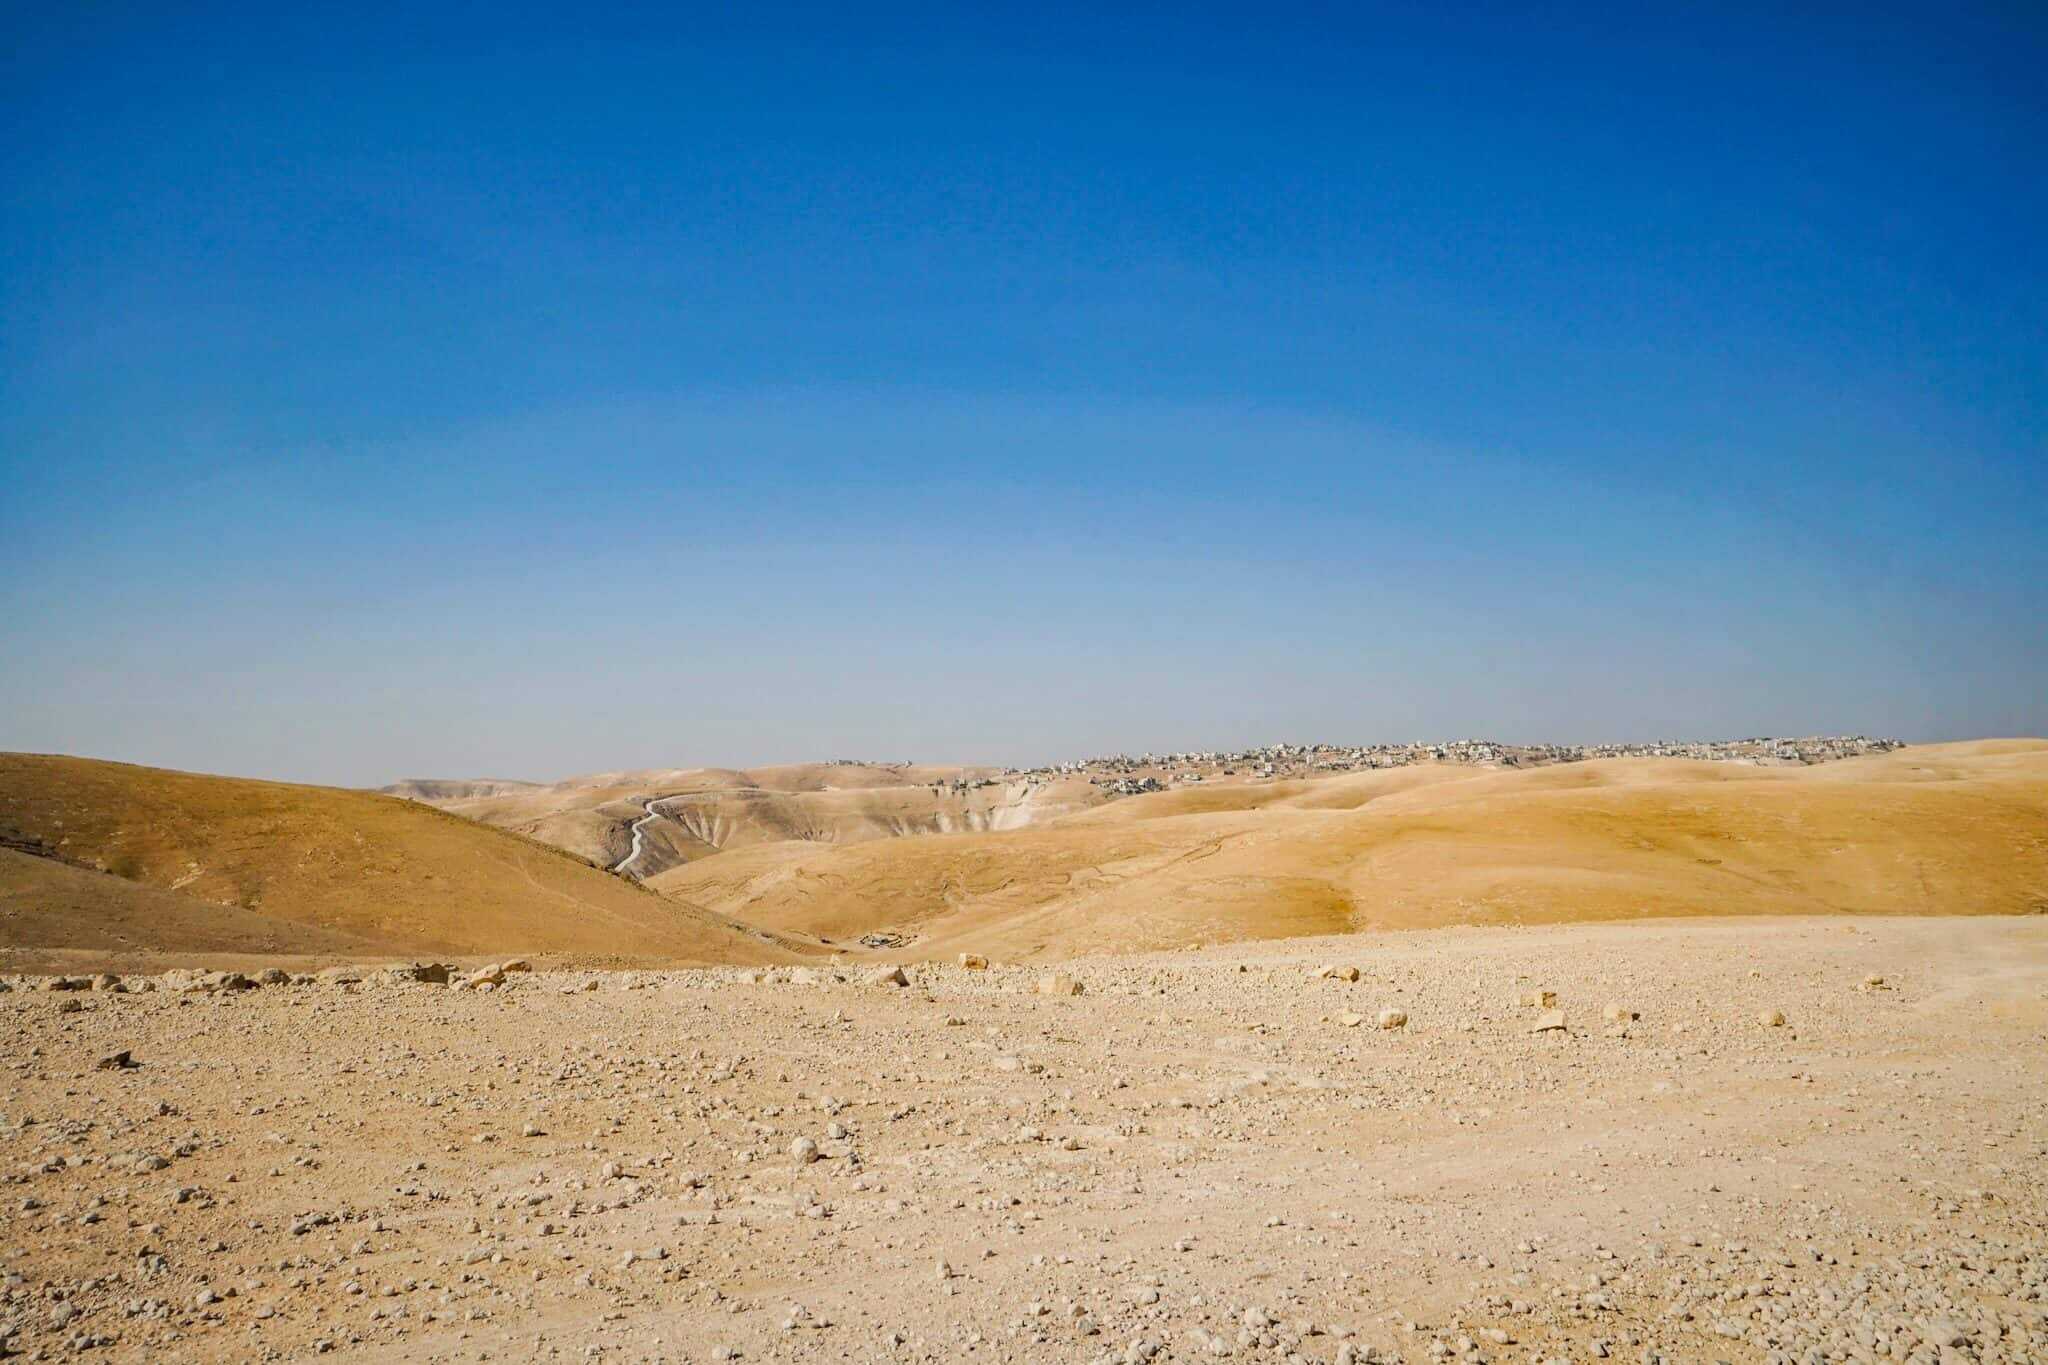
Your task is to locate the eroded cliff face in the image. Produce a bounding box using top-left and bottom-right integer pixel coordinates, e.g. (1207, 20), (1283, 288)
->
(380, 778), (544, 802)
(391, 763), (1110, 881)
(608, 778), (1101, 880)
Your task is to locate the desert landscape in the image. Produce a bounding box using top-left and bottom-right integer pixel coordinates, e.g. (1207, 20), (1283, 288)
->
(8, 6), (2045, 1361)
(4, 738), (2048, 1363)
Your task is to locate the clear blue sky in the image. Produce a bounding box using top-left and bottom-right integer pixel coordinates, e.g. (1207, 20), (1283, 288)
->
(4, 2), (2043, 786)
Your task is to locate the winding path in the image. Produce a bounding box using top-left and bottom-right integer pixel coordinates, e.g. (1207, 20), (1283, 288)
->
(610, 797), (675, 877)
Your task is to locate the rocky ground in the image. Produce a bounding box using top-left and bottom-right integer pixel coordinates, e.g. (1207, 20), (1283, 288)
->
(3, 915), (2045, 1365)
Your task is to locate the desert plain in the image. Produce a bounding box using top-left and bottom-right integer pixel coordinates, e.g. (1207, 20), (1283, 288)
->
(3, 740), (2047, 1364)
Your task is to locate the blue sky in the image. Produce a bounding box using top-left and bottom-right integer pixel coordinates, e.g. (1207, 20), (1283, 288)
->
(4, 2), (2043, 785)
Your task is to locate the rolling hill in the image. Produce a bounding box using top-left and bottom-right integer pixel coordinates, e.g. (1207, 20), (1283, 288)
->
(0, 753), (806, 970)
(7, 742), (2045, 970)
(387, 762), (1108, 877)
(645, 741), (2048, 961)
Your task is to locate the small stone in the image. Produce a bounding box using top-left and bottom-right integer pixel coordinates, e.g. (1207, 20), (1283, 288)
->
(1377, 1008), (1407, 1030)
(1037, 972), (1083, 997)
(1320, 964), (1360, 982)
(96, 1049), (137, 1071)
(790, 1136), (820, 1165)
(1758, 1008), (1786, 1027)
(957, 953), (990, 970)
(1530, 1009), (1567, 1033)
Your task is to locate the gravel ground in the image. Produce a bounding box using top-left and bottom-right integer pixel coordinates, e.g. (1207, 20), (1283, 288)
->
(3, 914), (2045, 1364)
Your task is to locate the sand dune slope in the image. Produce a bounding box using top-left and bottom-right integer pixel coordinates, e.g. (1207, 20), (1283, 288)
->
(649, 742), (2048, 960)
(0, 754), (803, 967)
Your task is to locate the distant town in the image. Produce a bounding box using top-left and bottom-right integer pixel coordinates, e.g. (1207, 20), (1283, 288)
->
(976, 735), (1905, 797)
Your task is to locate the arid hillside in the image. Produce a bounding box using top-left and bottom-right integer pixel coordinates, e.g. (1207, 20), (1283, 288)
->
(7, 742), (2046, 971)
(391, 762), (1106, 877)
(648, 740), (2048, 960)
(0, 754), (804, 970)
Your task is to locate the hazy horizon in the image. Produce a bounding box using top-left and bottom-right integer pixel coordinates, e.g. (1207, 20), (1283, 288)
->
(6, 6), (2044, 787)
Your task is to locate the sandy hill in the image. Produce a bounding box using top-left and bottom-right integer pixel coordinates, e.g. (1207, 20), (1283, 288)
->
(647, 741), (2048, 961)
(0, 753), (805, 970)
(0, 847), (386, 974)
(389, 762), (1103, 877)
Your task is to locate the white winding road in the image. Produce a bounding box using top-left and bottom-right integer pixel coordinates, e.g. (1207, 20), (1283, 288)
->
(610, 797), (675, 877)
